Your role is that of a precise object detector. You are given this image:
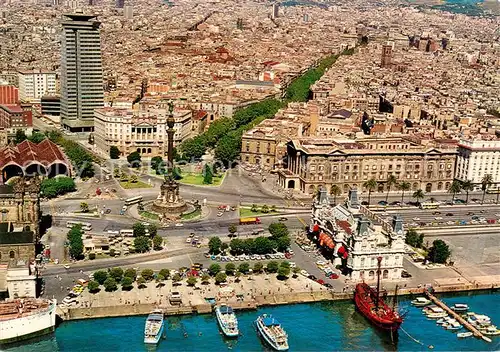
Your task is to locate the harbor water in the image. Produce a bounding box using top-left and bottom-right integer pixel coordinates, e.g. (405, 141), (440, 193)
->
(4, 291), (500, 351)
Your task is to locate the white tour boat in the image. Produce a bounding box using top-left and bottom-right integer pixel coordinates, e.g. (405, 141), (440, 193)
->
(451, 303), (469, 313)
(144, 310), (164, 344)
(255, 314), (289, 351)
(411, 297), (431, 307)
(424, 306), (448, 319)
(215, 305), (239, 337)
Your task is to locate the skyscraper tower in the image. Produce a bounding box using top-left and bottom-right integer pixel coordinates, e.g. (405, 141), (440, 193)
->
(272, 3), (279, 19)
(60, 13), (104, 131)
(116, 0), (124, 8)
(380, 42), (394, 68)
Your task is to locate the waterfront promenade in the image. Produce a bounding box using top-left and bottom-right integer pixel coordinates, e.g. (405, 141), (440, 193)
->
(58, 272), (500, 321)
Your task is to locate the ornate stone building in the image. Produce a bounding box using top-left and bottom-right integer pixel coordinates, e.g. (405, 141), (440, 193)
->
(0, 177), (41, 264)
(311, 188), (406, 282)
(279, 136), (457, 195)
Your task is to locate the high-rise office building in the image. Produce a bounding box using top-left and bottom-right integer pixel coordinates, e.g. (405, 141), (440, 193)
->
(124, 5), (133, 19)
(60, 13), (104, 131)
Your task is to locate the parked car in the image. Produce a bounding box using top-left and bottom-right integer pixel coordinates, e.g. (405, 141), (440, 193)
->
(329, 273), (339, 279)
(316, 279), (325, 285)
(445, 212), (454, 217)
(401, 270), (412, 278)
(323, 283), (333, 289)
(378, 200), (388, 206)
(278, 217), (288, 222)
(308, 275), (317, 281)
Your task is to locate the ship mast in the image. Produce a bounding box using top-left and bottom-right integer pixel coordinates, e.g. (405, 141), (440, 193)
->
(375, 256), (382, 310)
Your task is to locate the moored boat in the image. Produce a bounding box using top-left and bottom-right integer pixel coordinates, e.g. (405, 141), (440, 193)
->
(411, 297), (431, 307)
(467, 314), (491, 328)
(483, 326), (500, 336)
(353, 257), (403, 332)
(0, 298), (57, 345)
(444, 320), (462, 331)
(144, 310), (164, 344)
(423, 306), (448, 319)
(215, 305), (239, 337)
(457, 332), (473, 338)
(451, 304), (469, 313)
(255, 314), (289, 351)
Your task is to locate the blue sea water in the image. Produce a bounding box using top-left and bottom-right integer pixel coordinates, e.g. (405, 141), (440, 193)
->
(4, 291), (500, 352)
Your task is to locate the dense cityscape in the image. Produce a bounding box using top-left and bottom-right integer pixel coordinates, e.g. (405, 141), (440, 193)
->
(0, 0), (499, 350)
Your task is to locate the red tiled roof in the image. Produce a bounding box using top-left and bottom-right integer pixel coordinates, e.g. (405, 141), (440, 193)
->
(336, 220), (352, 235)
(0, 139), (69, 169)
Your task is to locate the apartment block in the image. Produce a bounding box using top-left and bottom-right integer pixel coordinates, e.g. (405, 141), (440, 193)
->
(18, 70), (57, 102)
(455, 138), (500, 188)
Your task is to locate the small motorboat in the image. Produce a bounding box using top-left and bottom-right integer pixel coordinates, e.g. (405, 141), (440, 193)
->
(411, 297), (431, 307)
(451, 304), (469, 313)
(457, 332), (473, 338)
(467, 314), (491, 328)
(424, 306), (448, 319)
(444, 321), (462, 331)
(483, 326), (500, 336)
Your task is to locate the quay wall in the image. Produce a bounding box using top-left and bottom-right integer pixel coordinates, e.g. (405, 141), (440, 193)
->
(59, 282), (499, 322)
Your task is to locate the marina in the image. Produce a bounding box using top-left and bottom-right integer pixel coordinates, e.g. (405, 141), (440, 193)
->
(3, 291), (499, 351)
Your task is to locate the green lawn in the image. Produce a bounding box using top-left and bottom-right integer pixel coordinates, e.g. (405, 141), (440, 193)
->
(179, 173), (224, 186)
(181, 207), (202, 220)
(119, 180), (152, 189)
(140, 211), (159, 220)
(239, 207), (279, 218)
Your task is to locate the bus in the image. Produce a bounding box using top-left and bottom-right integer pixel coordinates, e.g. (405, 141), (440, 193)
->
(119, 229), (134, 237)
(486, 188), (500, 194)
(239, 217), (262, 225)
(66, 221), (92, 231)
(419, 202), (440, 210)
(124, 196), (143, 206)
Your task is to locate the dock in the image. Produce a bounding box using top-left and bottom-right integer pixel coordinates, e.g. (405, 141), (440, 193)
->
(424, 290), (492, 343)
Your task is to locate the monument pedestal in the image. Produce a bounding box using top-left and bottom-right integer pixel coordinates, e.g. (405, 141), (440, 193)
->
(152, 178), (187, 215)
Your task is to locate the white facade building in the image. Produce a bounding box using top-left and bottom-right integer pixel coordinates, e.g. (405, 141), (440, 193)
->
(456, 138), (500, 188)
(311, 188), (406, 282)
(94, 105), (192, 157)
(18, 70), (57, 102)
(6, 264), (36, 298)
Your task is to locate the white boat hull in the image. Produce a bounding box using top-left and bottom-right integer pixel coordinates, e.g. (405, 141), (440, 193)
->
(215, 307), (239, 337)
(255, 317), (289, 351)
(144, 323), (164, 344)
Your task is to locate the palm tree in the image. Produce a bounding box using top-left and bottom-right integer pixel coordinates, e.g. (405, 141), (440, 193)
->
(448, 180), (462, 202)
(398, 181), (411, 205)
(460, 180), (474, 204)
(330, 185), (341, 205)
(363, 178), (378, 207)
(412, 189), (425, 205)
(481, 174), (493, 204)
(385, 174), (398, 203)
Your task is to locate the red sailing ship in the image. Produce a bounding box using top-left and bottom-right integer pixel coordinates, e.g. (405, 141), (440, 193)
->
(354, 257), (403, 332)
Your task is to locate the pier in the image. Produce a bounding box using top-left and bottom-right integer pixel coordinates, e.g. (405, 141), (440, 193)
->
(424, 290), (492, 343)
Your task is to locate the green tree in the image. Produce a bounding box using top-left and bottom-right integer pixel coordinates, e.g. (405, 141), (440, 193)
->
(228, 224), (237, 238)
(141, 269), (154, 281)
(110, 146), (120, 159)
(88, 280), (100, 293)
(151, 156), (163, 171)
(130, 174), (138, 183)
(123, 268), (137, 280)
(461, 180), (474, 204)
(103, 277), (118, 292)
(159, 268), (170, 279)
(108, 267), (124, 282)
(481, 174), (493, 204)
(203, 164), (213, 184)
(80, 202), (89, 213)
(253, 262), (264, 273)
(221, 242), (229, 252)
(134, 236), (151, 253)
(266, 261), (279, 273)
(252, 236), (273, 254)
(412, 189), (425, 205)
(405, 229), (424, 248)
(187, 276), (197, 286)
(179, 135), (206, 160)
(14, 129), (27, 144)
(208, 236), (222, 254)
(208, 263), (221, 276)
(156, 274), (165, 284)
(88, 252), (96, 260)
(277, 266), (291, 279)
(280, 261), (291, 269)
(201, 273), (210, 284)
(214, 133), (241, 166)
(152, 235), (163, 250)
(261, 204), (269, 213)
(215, 272), (227, 284)
(147, 224), (158, 237)
(40, 177), (76, 198)
(385, 174), (398, 202)
(292, 266), (301, 277)
(230, 238), (245, 255)
(225, 263), (236, 275)
(270, 205), (277, 212)
(127, 151), (141, 167)
(67, 225), (84, 260)
(238, 262), (250, 274)
(137, 277), (147, 288)
(275, 236), (291, 252)
(363, 178), (378, 207)
(448, 180), (462, 202)
(93, 270), (108, 285)
(268, 223), (289, 239)
(398, 181), (411, 205)
(172, 273), (181, 284)
(29, 131), (46, 143)
(330, 185), (341, 205)
(121, 276), (134, 291)
(250, 204), (258, 212)
(133, 222), (146, 237)
(427, 239), (451, 264)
